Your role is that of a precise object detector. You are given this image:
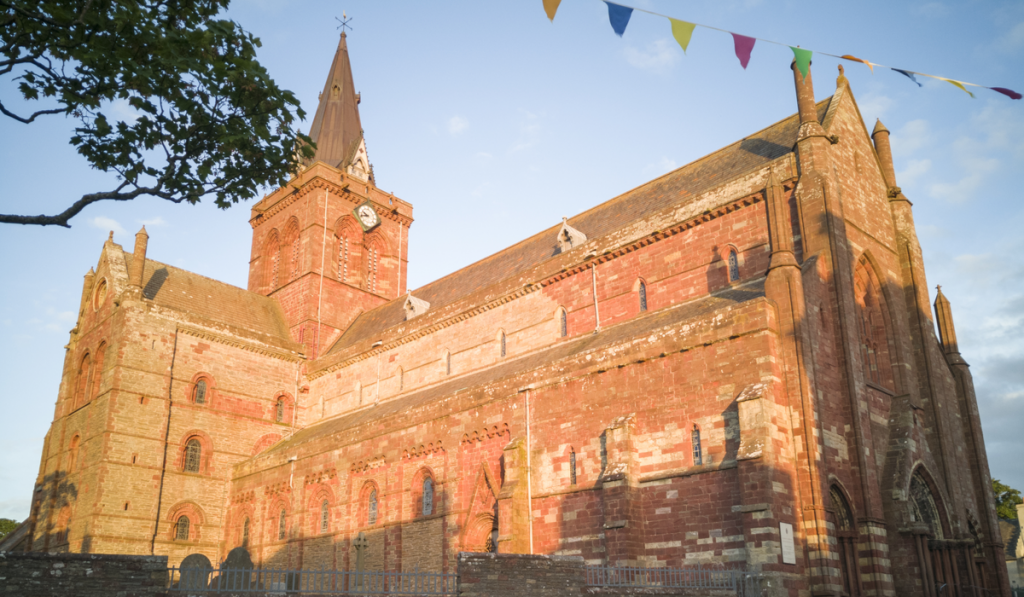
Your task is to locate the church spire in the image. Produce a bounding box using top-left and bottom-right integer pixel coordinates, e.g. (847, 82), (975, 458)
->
(306, 32), (371, 180)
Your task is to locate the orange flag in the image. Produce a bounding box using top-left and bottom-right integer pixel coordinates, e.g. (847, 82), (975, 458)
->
(543, 0), (561, 21)
(841, 54), (875, 72)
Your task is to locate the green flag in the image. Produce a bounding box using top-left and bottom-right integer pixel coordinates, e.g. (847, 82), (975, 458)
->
(670, 19), (696, 53)
(791, 47), (812, 79)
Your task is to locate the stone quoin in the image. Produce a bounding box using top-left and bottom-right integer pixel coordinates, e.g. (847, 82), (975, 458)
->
(13, 31), (1011, 597)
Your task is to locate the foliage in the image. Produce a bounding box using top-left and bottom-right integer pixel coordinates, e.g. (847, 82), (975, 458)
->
(994, 478), (1022, 520)
(0, 0), (314, 226)
(0, 518), (19, 541)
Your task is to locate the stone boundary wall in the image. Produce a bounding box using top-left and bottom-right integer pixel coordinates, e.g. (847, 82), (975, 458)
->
(0, 552), (168, 597)
(455, 552), (740, 597)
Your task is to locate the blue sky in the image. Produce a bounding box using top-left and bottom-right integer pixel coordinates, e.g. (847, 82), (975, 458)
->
(1, 0), (1022, 521)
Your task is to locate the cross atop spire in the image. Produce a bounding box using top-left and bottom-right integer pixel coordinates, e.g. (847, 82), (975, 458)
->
(305, 29), (371, 181)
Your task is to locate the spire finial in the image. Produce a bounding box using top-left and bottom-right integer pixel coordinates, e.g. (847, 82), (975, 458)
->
(108, 231), (114, 241)
(336, 12), (353, 36)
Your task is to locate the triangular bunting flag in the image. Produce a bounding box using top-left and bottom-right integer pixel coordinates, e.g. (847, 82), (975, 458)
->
(893, 69), (923, 87)
(669, 18), (696, 53)
(732, 33), (755, 69)
(604, 1), (633, 37)
(841, 55), (875, 72)
(543, 0), (561, 21)
(941, 78), (975, 98)
(990, 87), (1022, 100)
(791, 47), (812, 79)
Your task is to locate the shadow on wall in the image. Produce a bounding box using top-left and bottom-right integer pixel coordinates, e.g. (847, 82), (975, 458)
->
(31, 470), (81, 552)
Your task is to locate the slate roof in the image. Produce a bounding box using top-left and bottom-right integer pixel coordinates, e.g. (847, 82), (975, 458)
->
(306, 33), (364, 171)
(325, 99), (831, 357)
(123, 253), (294, 343)
(268, 282), (766, 456)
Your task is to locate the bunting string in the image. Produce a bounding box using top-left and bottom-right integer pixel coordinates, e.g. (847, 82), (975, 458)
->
(541, 0), (1020, 100)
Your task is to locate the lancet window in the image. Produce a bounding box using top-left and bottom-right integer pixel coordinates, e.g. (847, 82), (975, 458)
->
(728, 250), (740, 282)
(422, 477), (434, 516)
(639, 281), (648, 312)
(692, 425), (703, 465)
(368, 490), (378, 525)
(193, 380), (207, 405)
(278, 508), (287, 540)
(320, 500), (329, 534)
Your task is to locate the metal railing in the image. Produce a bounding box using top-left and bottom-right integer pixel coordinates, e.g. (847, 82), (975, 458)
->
(586, 564), (757, 593)
(167, 566), (455, 595)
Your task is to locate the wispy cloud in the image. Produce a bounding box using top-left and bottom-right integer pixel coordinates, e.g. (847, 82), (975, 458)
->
(891, 119), (931, 157)
(624, 39), (679, 74)
(897, 158), (931, 187)
(509, 111), (542, 153)
(140, 216), (167, 227)
(90, 216), (126, 236)
(447, 116), (469, 135)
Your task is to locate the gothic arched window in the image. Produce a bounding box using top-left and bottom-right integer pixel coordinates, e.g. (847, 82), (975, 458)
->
(692, 425), (703, 465)
(175, 516), (190, 541)
(559, 309), (567, 338)
(422, 477), (434, 516)
(193, 380), (207, 404)
(830, 485), (859, 596)
(184, 439), (201, 473)
(320, 500), (329, 534)
(276, 398), (285, 423)
(639, 281), (648, 312)
(570, 449), (577, 486)
(75, 353), (91, 406)
(728, 250), (740, 282)
(278, 508), (287, 540)
(242, 517), (250, 546)
(368, 490), (378, 525)
(500, 332), (507, 358)
(444, 351), (451, 376)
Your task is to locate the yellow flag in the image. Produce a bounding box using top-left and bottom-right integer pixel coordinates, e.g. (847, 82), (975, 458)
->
(670, 18), (696, 53)
(543, 0), (561, 21)
(942, 78), (975, 98)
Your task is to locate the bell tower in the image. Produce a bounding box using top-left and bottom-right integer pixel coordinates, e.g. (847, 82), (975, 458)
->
(246, 32), (413, 358)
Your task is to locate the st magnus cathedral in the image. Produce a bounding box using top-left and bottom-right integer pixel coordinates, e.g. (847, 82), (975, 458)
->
(6, 32), (1011, 597)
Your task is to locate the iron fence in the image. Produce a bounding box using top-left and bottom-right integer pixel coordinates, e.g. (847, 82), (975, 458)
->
(586, 564), (759, 594)
(167, 566), (455, 595)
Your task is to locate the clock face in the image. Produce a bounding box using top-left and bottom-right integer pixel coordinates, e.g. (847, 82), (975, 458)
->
(353, 202), (380, 231)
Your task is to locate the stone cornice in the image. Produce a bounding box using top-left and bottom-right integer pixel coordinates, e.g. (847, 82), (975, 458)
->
(178, 325), (303, 362)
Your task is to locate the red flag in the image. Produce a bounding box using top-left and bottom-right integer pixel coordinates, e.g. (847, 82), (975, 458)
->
(732, 34), (755, 69)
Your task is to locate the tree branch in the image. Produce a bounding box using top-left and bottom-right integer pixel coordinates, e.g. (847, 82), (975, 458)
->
(0, 185), (173, 227)
(0, 99), (64, 123)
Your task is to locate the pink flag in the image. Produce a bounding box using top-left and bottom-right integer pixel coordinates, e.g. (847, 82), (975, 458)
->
(732, 34), (755, 69)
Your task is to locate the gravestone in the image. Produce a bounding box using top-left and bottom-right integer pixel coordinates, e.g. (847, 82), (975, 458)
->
(178, 553), (212, 592)
(217, 547), (254, 591)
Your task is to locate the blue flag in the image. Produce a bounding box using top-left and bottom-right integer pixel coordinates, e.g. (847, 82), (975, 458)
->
(604, 1), (633, 37)
(893, 68), (922, 87)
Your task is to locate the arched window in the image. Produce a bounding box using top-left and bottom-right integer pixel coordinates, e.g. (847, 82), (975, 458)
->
(830, 485), (859, 597)
(909, 471), (943, 539)
(692, 425), (703, 465)
(639, 281), (648, 312)
(273, 243), (283, 287)
(398, 367), (404, 392)
(276, 398), (285, 423)
(366, 246), (379, 292)
(368, 490), (378, 525)
(559, 309), (567, 338)
(55, 506), (71, 545)
(444, 351), (451, 376)
(91, 342), (106, 400)
(569, 449), (577, 486)
(175, 516), (190, 541)
(184, 439), (202, 473)
(68, 435), (81, 473)
(75, 353), (91, 406)
(242, 517), (250, 546)
(193, 380), (207, 404)
(263, 230), (280, 291)
(500, 332), (507, 358)
(278, 508), (287, 541)
(422, 477), (434, 516)
(289, 236), (300, 279)
(854, 259), (894, 391)
(320, 500), (329, 534)
(338, 235), (350, 282)
(728, 250), (740, 282)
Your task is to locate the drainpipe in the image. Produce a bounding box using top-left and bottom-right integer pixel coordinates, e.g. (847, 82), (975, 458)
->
(151, 327), (179, 554)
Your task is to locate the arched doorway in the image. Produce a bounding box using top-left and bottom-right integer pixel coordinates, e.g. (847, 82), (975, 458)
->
(830, 485), (861, 596)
